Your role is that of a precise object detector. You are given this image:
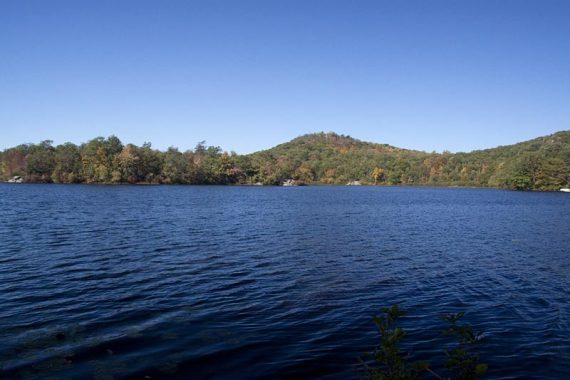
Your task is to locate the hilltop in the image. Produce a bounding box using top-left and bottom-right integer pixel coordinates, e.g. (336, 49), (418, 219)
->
(248, 132), (429, 185)
(1, 131), (569, 190)
(248, 131), (570, 190)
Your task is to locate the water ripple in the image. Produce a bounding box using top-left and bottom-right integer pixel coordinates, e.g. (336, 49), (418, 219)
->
(0, 185), (569, 378)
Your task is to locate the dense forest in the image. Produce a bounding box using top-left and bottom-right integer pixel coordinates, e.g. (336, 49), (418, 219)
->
(1, 131), (569, 190)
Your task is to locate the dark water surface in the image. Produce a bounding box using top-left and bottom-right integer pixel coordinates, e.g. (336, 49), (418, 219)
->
(1, 184), (569, 379)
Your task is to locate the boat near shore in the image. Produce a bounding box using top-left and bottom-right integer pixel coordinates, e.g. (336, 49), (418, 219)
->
(6, 176), (23, 183)
(561, 188), (570, 193)
(283, 179), (307, 186)
(283, 179), (296, 186)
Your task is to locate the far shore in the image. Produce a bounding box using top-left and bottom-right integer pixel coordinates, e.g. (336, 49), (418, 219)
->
(3, 181), (568, 192)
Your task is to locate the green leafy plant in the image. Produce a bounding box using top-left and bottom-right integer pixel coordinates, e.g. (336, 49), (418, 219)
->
(441, 312), (487, 380)
(361, 305), (487, 380)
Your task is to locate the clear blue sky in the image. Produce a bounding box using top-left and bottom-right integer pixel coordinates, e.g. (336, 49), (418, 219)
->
(1, 0), (569, 153)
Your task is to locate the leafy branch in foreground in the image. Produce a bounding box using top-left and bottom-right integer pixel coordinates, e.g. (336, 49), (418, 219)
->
(361, 305), (487, 380)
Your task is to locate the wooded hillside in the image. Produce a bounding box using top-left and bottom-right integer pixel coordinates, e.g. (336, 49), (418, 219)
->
(2, 131), (569, 190)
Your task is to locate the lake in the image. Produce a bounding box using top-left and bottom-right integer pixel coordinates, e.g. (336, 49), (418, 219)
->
(0, 184), (569, 379)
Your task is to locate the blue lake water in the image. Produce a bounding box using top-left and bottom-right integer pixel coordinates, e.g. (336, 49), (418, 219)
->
(0, 184), (569, 379)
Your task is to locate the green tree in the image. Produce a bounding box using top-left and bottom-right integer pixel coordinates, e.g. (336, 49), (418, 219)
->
(52, 143), (82, 183)
(26, 140), (56, 182)
(162, 147), (188, 184)
(80, 136), (123, 183)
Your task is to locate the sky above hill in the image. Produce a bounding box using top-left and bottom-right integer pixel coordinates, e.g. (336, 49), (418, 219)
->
(1, 0), (569, 153)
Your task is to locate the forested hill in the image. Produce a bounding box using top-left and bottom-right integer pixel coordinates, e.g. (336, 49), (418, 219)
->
(249, 131), (570, 190)
(1, 131), (569, 190)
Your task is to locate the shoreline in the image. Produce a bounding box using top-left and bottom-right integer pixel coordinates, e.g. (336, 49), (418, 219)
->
(2, 181), (567, 192)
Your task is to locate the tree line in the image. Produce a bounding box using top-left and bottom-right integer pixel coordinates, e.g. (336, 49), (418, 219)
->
(1, 132), (569, 190)
(0, 137), (248, 185)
